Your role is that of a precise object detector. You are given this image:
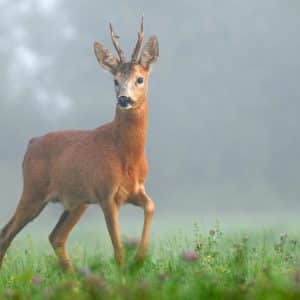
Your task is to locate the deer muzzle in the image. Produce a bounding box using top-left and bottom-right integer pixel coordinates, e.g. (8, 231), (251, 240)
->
(117, 96), (134, 109)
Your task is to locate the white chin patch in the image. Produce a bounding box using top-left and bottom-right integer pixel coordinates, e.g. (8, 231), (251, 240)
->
(117, 103), (133, 110)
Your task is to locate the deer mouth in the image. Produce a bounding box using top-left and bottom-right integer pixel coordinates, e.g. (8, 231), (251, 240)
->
(117, 96), (135, 109)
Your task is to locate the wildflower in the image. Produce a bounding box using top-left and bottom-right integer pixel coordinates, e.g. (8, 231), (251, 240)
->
(78, 266), (92, 277)
(32, 274), (43, 286)
(123, 236), (139, 249)
(209, 229), (216, 236)
(181, 250), (199, 262)
(79, 266), (106, 289)
(3, 288), (15, 297)
(280, 232), (287, 241)
(205, 255), (212, 263)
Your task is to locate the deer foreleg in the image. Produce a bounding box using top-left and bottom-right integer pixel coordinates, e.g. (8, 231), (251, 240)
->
(131, 189), (155, 261)
(102, 201), (124, 266)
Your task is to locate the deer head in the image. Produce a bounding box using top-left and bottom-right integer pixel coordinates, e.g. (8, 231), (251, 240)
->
(93, 17), (159, 110)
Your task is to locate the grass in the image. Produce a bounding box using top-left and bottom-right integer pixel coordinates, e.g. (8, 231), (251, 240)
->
(1, 224), (300, 299)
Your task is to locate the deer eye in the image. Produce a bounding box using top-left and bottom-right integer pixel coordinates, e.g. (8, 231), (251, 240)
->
(114, 79), (119, 86)
(136, 77), (144, 84)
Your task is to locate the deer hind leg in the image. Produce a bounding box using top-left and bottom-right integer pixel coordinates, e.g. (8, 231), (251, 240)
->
(130, 188), (155, 261)
(49, 204), (87, 271)
(0, 193), (47, 269)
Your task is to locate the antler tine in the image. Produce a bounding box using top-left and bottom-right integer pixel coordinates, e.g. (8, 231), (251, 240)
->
(131, 16), (144, 63)
(109, 22), (126, 63)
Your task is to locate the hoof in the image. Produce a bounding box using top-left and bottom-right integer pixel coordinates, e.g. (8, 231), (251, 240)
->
(60, 260), (74, 273)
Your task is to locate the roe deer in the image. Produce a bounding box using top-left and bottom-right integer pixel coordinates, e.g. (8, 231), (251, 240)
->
(0, 18), (159, 270)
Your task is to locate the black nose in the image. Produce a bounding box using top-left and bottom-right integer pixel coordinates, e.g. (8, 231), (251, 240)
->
(118, 96), (134, 108)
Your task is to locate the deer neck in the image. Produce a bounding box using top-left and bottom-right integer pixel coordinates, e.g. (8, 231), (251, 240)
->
(113, 100), (148, 164)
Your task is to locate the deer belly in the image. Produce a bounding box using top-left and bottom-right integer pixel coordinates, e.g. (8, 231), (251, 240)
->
(61, 195), (98, 210)
(48, 169), (99, 209)
(48, 190), (99, 210)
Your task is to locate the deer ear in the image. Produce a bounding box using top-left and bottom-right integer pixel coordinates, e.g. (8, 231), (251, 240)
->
(139, 36), (159, 69)
(94, 41), (119, 75)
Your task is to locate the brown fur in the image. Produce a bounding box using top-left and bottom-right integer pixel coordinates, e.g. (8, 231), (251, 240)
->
(0, 22), (159, 270)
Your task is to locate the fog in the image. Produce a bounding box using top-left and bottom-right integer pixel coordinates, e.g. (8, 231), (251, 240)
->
(0, 1), (300, 233)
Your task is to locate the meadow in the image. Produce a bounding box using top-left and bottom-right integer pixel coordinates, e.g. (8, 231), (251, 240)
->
(1, 224), (300, 300)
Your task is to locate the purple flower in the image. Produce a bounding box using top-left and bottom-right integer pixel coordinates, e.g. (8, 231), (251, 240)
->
(79, 266), (92, 277)
(32, 274), (43, 286)
(181, 250), (199, 262)
(79, 266), (106, 289)
(123, 237), (139, 248)
(3, 288), (15, 297)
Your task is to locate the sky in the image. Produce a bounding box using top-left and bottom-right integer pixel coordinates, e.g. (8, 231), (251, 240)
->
(0, 0), (300, 232)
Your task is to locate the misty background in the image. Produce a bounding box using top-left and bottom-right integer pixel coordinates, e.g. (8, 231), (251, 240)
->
(0, 0), (300, 236)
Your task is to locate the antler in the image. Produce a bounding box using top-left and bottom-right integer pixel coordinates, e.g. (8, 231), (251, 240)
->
(131, 16), (144, 63)
(109, 22), (126, 63)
